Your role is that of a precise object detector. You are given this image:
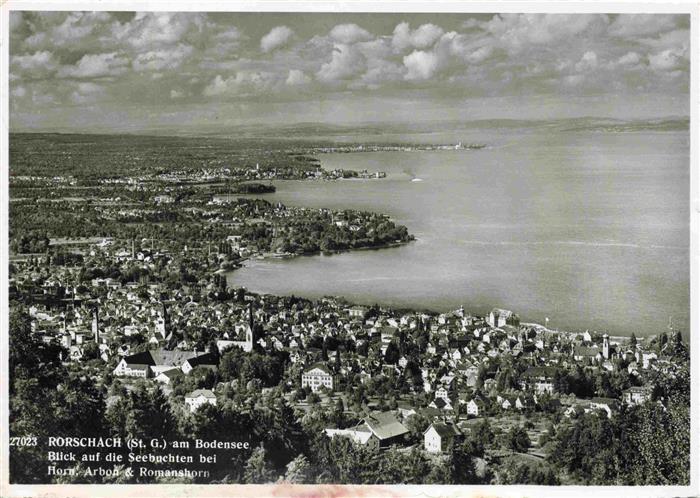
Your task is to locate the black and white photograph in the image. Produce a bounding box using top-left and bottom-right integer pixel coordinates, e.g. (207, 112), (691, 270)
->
(1, 2), (697, 496)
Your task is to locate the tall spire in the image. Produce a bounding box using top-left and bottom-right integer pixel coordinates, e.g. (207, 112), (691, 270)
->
(92, 304), (99, 343)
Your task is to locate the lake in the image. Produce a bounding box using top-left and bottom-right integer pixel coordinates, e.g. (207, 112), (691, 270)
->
(227, 127), (689, 337)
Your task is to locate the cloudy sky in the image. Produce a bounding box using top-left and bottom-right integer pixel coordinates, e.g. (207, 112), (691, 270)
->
(9, 12), (691, 133)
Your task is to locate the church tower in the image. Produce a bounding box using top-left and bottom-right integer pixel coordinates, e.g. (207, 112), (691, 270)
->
(246, 301), (255, 351)
(156, 301), (169, 338)
(91, 305), (99, 344)
(602, 333), (610, 359)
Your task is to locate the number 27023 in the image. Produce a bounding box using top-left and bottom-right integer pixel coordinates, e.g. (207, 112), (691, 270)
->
(9, 436), (38, 446)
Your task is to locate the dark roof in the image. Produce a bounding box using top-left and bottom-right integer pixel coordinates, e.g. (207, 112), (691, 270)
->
(591, 397), (620, 406)
(426, 422), (462, 439)
(431, 397), (452, 410)
(520, 366), (559, 379)
(185, 352), (218, 367)
(363, 411), (408, 440)
(305, 363), (332, 375)
(574, 346), (600, 357)
(150, 348), (200, 366)
(123, 350), (156, 366)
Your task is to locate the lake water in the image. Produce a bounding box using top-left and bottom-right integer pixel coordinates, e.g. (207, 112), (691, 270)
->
(227, 128), (689, 337)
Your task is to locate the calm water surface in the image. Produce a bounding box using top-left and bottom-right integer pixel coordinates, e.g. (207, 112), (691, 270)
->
(228, 129), (689, 336)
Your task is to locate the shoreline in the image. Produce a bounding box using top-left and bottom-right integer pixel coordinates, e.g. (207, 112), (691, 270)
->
(224, 254), (644, 340)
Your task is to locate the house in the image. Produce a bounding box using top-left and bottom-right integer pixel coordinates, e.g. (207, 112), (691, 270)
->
(325, 411), (408, 451)
(397, 402), (417, 419)
(185, 389), (217, 413)
(622, 386), (652, 406)
(519, 366), (557, 394)
(301, 363), (338, 393)
(424, 422), (463, 453)
(362, 411), (409, 448)
(112, 351), (155, 377)
(154, 368), (184, 385)
(347, 306), (368, 318)
(434, 385), (450, 401)
(429, 397), (453, 412)
(112, 349), (209, 378)
(466, 399), (481, 417)
(487, 308), (520, 328)
(588, 397), (620, 418)
(324, 427), (375, 447)
(573, 345), (602, 364)
(181, 352), (218, 374)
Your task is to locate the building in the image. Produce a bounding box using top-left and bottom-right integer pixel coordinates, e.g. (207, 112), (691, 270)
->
(347, 306), (368, 318)
(113, 349), (211, 378)
(302, 363), (337, 392)
(487, 308), (520, 328)
(324, 427), (375, 447)
(154, 368), (184, 385)
(324, 411), (408, 451)
(622, 386), (652, 406)
(519, 366), (557, 394)
(424, 422), (463, 453)
(185, 389), (217, 413)
(362, 411), (409, 448)
(602, 333), (610, 359)
(588, 397), (620, 418)
(181, 352), (218, 374)
(466, 399), (481, 417)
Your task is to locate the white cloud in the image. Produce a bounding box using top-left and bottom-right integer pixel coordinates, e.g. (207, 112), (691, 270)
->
(11, 51), (57, 75)
(575, 51), (598, 72)
(403, 50), (440, 80)
(465, 45), (493, 64)
(617, 51), (641, 66)
(608, 14), (680, 38)
(216, 26), (243, 41)
(329, 24), (372, 44)
(316, 44), (367, 82)
(170, 89), (184, 99)
(58, 52), (129, 78)
(483, 14), (609, 54)
(203, 71), (280, 97)
(649, 49), (685, 72)
(392, 22), (444, 52)
(52, 12), (111, 46)
(261, 26), (294, 53)
(285, 69), (311, 86)
(71, 81), (104, 104)
(110, 12), (208, 50)
(132, 44), (194, 71)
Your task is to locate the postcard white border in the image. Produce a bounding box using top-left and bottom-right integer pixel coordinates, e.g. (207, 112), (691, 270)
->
(0, 1), (698, 497)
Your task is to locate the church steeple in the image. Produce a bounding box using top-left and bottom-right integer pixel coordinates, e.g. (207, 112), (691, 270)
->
(92, 305), (99, 343)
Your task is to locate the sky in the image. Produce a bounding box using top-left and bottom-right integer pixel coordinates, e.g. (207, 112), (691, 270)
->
(8, 12), (691, 133)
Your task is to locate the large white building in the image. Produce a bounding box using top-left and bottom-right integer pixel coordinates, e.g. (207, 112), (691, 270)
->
(487, 308), (520, 328)
(185, 389), (217, 413)
(302, 363), (337, 393)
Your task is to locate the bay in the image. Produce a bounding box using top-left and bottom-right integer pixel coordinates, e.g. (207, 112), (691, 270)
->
(227, 128), (689, 337)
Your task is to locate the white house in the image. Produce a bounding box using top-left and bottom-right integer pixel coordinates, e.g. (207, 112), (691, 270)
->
(424, 423), (463, 453)
(185, 389), (217, 413)
(301, 363), (337, 393)
(466, 399), (480, 417)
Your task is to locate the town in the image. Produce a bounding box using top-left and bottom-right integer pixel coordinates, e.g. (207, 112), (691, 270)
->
(8, 133), (690, 486)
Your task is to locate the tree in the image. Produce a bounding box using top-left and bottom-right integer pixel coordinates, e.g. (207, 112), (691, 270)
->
(384, 340), (400, 365)
(82, 340), (101, 361)
(243, 445), (277, 484)
(451, 441), (478, 484)
(507, 426), (531, 453)
(284, 454), (312, 484)
(334, 349), (341, 372)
